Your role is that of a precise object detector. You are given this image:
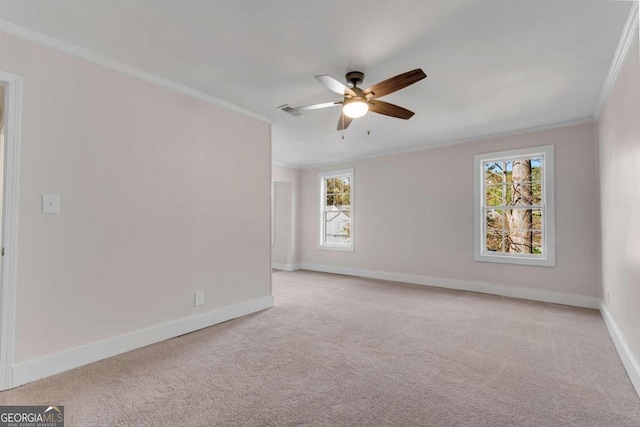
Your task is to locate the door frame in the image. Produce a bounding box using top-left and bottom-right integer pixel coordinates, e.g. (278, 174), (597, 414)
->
(0, 71), (22, 390)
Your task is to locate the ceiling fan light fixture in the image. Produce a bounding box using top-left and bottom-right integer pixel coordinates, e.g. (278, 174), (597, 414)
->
(283, 69), (426, 130)
(343, 98), (369, 119)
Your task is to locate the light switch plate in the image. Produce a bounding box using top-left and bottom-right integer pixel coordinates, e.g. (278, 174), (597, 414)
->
(42, 194), (61, 214)
(194, 291), (205, 307)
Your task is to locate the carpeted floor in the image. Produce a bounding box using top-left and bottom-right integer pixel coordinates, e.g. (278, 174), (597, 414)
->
(1, 270), (639, 426)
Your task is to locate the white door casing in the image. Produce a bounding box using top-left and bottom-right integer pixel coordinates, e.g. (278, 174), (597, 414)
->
(0, 71), (22, 390)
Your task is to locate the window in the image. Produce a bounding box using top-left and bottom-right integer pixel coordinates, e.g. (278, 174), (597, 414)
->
(474, 145), (555, 267)
(318, 169), (354, 251)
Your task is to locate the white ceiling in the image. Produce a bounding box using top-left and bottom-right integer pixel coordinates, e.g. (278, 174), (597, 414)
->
(0, 0), (632, 167)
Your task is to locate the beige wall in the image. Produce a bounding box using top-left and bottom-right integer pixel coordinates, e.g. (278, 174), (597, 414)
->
(272, 165), (301, 267)
(598, 29), (640, 369)
(0, 31), (271, 363)
(300, 122), (601, 298)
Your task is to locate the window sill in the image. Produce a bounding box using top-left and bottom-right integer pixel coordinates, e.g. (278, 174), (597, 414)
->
(317, 244), (354, 252)
(475, 253), (555, 267)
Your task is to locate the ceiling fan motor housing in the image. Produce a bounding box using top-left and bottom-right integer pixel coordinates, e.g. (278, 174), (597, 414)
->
(346, 71), (365, 87)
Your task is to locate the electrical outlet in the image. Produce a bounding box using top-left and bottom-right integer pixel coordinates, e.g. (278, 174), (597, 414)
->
(194, 291), (205, 307)
(42, 194), (61, 214)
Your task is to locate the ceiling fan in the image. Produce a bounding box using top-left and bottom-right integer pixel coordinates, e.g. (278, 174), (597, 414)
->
(279, 69), (427, 130)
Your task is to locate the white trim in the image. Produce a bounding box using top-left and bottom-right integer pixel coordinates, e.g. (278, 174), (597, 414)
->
(316, 244), (354, 252)
(0, 71), (21, 391)
(600, 303), (640, 398)
(299, 264), (599, 309)
(268, 135), (273, 297)
(0, 19), (271, 124)
(11, 295), (274, 388)
(594, 2), (639, 119)
(296, 265), (640, 395)
(474, 145), (556, 267)
(271, 162), (300, 169)
(272, 263), (301, 271)
(298, 118), (593, 170)
(318, 168), (355, 252)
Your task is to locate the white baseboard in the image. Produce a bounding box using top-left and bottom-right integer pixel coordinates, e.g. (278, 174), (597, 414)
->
(600, 303), (640, 397)
(11, 295), (274, 388)
(272, 262), (301, 272)
(299, 263), (600, 309)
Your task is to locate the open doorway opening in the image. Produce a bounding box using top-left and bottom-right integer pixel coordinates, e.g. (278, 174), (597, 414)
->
(0, 71), (22, 390)
(271, 181), (294, 271)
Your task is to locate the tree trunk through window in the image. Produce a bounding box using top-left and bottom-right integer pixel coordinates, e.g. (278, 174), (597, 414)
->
(506, 160), (532, 253)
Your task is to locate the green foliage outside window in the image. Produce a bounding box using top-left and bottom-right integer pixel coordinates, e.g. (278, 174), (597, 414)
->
(484, 158), (543, 255)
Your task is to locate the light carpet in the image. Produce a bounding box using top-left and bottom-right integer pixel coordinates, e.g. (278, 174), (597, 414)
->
(1, 270), (639, 426)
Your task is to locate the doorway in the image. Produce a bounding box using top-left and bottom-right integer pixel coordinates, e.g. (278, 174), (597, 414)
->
(271, 181), (294, 271)
(0, 85), (5, 249)
(0, 71), (22, 390)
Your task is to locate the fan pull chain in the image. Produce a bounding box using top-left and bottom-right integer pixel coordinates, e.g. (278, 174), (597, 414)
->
(341, 114), (345, 139)
(367, 110), (371, 135)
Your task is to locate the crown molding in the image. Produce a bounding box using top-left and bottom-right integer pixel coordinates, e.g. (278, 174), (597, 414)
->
(298, 117), (593, 170)
(271, 162), (301, 169)
(594, 1), (639, 119)
(0, 19), (272, 124)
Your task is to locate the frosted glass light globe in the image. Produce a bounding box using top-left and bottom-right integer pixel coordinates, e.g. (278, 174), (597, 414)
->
(343, 99), (369, 118)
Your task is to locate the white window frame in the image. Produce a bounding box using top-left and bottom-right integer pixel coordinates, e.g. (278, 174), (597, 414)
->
(474, 145), (555, 267)
(318, 168), (354, 252)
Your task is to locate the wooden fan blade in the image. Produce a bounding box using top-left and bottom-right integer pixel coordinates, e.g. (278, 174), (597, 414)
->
(315, 75), (357, 96)
(363, 69), (426, 99)
(337, 112), (353, 130)
(279, 101), (341, 116)
(368, 100), (415, 119)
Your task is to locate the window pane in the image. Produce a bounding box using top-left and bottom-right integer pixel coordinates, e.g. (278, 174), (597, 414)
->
(485, 208), (543, 256)
(504, 208), (541, 231)
(486, 209), (506, 230)
(324, 209), (351, 244)
(503, 227), (533, 254)
(485, 159), (544, 207)
(532, 182), (542, 204)
(532, 231), (543, 255)
(532, 209), (542, 230)
(510, 181), (533, 206)
(485, 184), (504, 207)
(505, 182), (513, 203)
(485, 162), (505, 185)
(486, 228), (505, 253)
(531, 157), (542, 183)
(325, 176), (351, 206)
